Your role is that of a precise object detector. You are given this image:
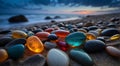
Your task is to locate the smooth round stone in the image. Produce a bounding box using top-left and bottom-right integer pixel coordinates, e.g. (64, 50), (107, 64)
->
(106, 46), (120, 58)
(12, 30), (28, 39)
(54, 30), (70, 38)
(56, 41), (68, 51)
(70, 49), (94, 66)
(110, 34), (120, 41)
(32, 29), (43, 34)
(5, 38), (26, 48)
(0, 37), (13, 47)
(89, 31), (99, 37)
(0, 49), (8, 63)
(88, 26), (98, 31)
(107, 23), (116, 28)
(84, 40), (106, 53)
(84, 22), (93, 27)
(47, 49), (69, 66)
(48, 34), (58, 40)
(69, 28), (78, 33)
(101, 28), (119, 36)
(78, 29), (87, 33)
(27, 31), (34, 36)
(44, 42), (57, 50)
(7, 44), (25, 60)
(23, 54), (45, 66)
(45, 28), (54, 33)
(65, 32), (86, 47)
(25, 36), (44, 53)
(86, 33), (97, 40)
(96, 37), (105, 42)
(35, 32), (50, 41)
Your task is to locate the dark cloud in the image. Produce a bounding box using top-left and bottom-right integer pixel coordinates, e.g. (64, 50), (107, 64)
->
(0, 0), (120, 9)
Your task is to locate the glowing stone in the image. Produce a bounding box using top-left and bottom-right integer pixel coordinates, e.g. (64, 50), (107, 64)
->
(7, 44), (25, 60)
(65, 32), (86, 47)
(25, 36), (44, 53)
(86, 33), (97, 40)
(12, 30), (28, 39)
(54, 30), (70, 38)
(0, 49), (8, 63)
(110, 34), (120, 41)
(35, 32), (50, 41)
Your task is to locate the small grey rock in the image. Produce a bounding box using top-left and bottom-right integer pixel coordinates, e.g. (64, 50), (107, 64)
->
(44, 42), (57, 50)
(22, 54), (46, 66)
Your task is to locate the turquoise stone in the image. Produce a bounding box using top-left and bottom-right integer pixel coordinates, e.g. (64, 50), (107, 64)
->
(65, 32), (86, 46)
(7, 44), (25, 60)
(70, 49), (94, 66)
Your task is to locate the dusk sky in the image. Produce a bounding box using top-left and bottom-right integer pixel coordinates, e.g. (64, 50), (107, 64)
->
(0, 0), (120, 15)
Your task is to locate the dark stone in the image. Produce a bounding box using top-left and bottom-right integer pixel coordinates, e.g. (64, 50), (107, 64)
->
(0, 59), (12, 66)
(70, 28), (78, 33)
(48, 34), (58, 40)
(88, 26), (98, 31)
(0, 30), (11, 34)
(84, 40), (106, 53)
(44, 16), (52, 20)
(22, 54), (45, 66)
(5, 38), (26, 48)
(8, 15), (28, 23)
(0, 37), (13, 47)
(57, 23), (65, 27)
(107, 23), (116, 28)
(101, 28), (119, 36)
(32, 29), (43, 34)
(54, 16), (61, 19)
(110, 17), (120, 22)
(96, 37), (105, 42)
(84, 22), (94, 27)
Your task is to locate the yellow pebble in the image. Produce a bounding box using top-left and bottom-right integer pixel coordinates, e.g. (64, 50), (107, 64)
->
(12, 30), (28, 39)
(86, 33), (97, 40)
(110, 34), (120, 41)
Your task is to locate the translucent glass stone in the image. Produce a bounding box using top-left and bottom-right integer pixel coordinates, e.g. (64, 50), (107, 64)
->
(0, 49), (8, 63)
(86, 33), (97, 40)
(65, 32), (86, 47)
(12, 30), (28, 39)
(25, 36), (44, 53)
(54, 30), (70, 38)
(110, 34), (120, 41)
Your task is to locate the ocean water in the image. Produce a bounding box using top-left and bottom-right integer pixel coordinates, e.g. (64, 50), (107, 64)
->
(0, 14), (82, 29)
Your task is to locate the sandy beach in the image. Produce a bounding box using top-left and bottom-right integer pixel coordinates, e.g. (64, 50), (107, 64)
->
(0, 12), (120, 66)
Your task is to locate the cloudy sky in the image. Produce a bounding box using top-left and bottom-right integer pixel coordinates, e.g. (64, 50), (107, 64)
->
(0, 0), (120, 15)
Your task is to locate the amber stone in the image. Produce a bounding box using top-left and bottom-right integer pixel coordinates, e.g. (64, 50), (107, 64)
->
(86, 33), (97, 40)
(45, 28), (54, 33)
(106, 46), (120, 58)
(0, 49), (8, 63)
(54, 30), (70, 38)
(12, 30), (28, 39)
(110, 34), (120, 41)
(25, 36), (44, 53)
(35, 32), (50, 41)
